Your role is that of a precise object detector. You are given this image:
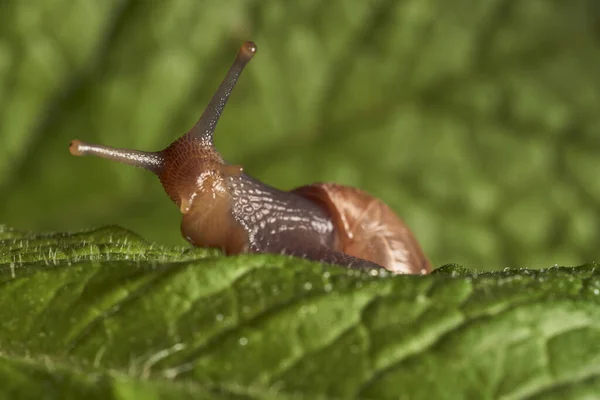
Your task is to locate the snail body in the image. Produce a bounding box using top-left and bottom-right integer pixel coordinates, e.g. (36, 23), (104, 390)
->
(70, 41), (430, 274)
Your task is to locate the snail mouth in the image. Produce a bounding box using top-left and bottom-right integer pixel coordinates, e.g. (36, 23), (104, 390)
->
(176, 162), (243, 215)
(179, 191), (212, 215)
(179, 193), (196, 214)
(178, 184), (229, 216)
(175, 169), (223, 215)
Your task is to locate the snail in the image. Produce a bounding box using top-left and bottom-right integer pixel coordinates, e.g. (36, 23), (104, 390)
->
(69, 41), (430, 275)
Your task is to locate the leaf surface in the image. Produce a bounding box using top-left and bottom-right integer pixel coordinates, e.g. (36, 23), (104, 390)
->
(1, 226), (599, 399)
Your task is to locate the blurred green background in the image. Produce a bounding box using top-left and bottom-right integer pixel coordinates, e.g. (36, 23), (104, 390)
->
(1, 0), (599, 271)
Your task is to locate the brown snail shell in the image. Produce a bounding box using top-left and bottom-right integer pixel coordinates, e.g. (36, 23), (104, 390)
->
(292, 183), (431, 274)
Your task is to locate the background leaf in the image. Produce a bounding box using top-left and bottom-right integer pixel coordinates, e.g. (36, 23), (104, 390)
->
(2, 226), (600, 399)
(1, 1), (600, 270)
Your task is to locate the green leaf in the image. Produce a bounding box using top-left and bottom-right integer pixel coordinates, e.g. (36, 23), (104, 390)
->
(1, 1), (600, 271)
(2, 226), (600, 399)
